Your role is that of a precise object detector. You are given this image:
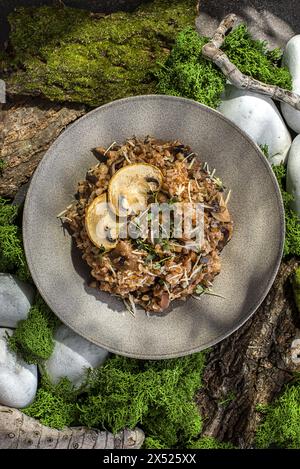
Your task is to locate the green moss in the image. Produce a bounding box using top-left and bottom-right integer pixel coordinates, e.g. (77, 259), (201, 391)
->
(4, 0), (196, 106)
(156, 27), (225, 108)
(23, 389), (76, 429)
(0, 197), (31, 282)
(256, 383), (300, 448)
(79, 353), (205, 448)
(0, 225), (28, 279)
(143, 437), (168, 449)
(7, 294), (60, 364)
(156, 25), (292, 109)
(292, 267), (300, 313)
(0, 197), (18, 225)
(259, 144), (269, 158)
(23, 352), (206, 448)
(223, 25), (291, 89)
(187, 436), (235, 449)
(272, 164), (300, 257)
(23, 375), (79, 429)
(218, 391), (236, 407)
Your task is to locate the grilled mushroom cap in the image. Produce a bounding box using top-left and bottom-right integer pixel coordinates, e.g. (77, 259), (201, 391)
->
(85, 193), (123, 250)
(108, 163), (163, 216)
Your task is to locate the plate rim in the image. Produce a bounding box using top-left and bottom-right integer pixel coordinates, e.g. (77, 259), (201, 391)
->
(23, 94), (285, 359)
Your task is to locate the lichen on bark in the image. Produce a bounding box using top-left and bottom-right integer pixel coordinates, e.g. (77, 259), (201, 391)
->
(3, 0), (197, 106)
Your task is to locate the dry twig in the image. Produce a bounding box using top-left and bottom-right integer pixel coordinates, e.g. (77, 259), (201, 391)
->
(201, 14), (300, 110)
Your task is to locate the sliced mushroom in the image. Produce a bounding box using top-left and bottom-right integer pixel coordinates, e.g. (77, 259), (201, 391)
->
(108, 163), (163, 216)
(85, 193), (124, 250)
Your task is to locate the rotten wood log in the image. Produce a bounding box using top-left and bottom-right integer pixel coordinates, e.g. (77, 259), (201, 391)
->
(0, 97), (85, 198)
(197, 258), (300, 448)
(201, 14), (300, 110)
(0, 406), (144, 449)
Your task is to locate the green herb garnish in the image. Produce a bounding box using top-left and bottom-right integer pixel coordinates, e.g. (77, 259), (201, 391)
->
(194, 285), (226, 299)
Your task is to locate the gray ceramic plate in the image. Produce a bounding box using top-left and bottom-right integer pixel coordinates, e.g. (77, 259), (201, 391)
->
(23, 95), (284, 359)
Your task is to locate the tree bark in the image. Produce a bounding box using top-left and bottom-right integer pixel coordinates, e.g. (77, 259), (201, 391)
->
(0, 406), (144, 449)
(197, 258), (300, 447)
(0, 98), (85, 198)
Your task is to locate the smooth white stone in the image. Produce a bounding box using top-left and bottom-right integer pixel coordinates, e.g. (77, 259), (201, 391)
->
(0, 328), (37, 408)
(281, 35), (300, 133)
(45, 325), (109, 387)
(218, 85), (292, 165)
(287, 134), (300, 217)
(0, 274), (35, 328)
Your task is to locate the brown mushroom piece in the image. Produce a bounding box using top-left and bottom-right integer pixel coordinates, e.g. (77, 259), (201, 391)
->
(91, 146), (107, 162)
(86, 171), (98, 184)
(108, 163), (163, 216)
(85, 193), (124, 250)
(211, 194), (231, 223)
(159, 292), (170, 310)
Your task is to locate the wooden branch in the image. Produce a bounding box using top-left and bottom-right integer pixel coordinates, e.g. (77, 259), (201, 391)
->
(202, 14), (300, 110)
(209, 13), (237, 49)
(0, 406), (145, 449)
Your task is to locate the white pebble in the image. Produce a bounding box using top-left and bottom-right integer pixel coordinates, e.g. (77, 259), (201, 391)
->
(218, 85), (292, 165)
(287, 134), (300, 217)
(45, 325), (109, 387)
(0, 328), (37, 408)
(0, 274), (35, 328)
(281, 35), (300, 134)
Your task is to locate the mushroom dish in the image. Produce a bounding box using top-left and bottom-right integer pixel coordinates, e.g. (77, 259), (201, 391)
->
(61, 136), (233, 314)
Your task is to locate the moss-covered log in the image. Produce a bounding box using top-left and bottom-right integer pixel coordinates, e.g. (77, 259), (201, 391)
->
(2, 0), (197, 106)
(0, 1), (145, 48)
(197, 258), (300, 447)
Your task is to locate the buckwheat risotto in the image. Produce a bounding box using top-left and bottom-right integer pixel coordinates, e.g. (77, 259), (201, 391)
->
(61, 137), (233, 313)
